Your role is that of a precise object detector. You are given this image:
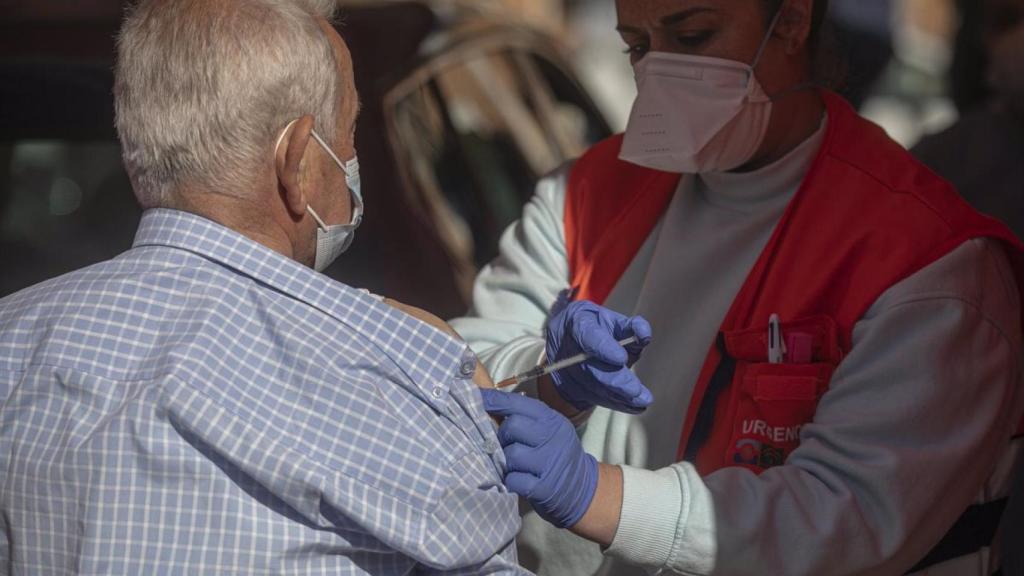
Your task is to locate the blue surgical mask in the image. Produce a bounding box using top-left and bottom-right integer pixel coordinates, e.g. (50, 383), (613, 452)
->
(307, 130), (362, 272)
(275, 121), (363, 272)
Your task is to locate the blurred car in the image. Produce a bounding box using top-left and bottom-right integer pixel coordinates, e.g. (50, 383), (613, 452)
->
(0, 0), (611, 317)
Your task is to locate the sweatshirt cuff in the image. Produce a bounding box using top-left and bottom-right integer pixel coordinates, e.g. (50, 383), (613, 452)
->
(484, 340), (597, 427)
(478, 337), (546, 398)
(605, 465), (685, 569)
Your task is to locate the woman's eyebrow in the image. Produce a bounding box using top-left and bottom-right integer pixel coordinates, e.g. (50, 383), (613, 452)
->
(660, 7), (716, 26)
(617, 7), (717, 33)
(616, 24), (644, 34)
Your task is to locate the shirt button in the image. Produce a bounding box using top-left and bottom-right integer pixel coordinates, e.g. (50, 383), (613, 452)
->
(484, 439), (500, 454)
(459, 354), (477, 378)
(431, 386), (445, 399)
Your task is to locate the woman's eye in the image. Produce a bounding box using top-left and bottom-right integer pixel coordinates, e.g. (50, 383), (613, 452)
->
(676, 30), (714, 48)
(623, 44), (649, 60)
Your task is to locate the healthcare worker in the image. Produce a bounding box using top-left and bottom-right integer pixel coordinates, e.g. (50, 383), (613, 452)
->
(451, 0), (1024, 574)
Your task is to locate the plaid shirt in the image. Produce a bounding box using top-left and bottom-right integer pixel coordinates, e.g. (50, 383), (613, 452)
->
(0, 209), (525, 575)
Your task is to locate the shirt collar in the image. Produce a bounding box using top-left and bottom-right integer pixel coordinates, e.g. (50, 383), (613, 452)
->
(132, 208), (471, 410)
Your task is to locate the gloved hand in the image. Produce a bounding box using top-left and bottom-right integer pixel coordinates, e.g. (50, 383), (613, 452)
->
(481, 388), (599, 529)
(546, 300), (653, 414)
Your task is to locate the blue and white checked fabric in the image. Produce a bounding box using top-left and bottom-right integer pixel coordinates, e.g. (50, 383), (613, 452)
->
(0, 209), (527, 575)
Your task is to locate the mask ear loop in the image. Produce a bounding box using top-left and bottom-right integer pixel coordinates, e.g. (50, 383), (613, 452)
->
(275, 119), (330, 232)
(310, 129), (362, 226)
(766, 80), (822, 102)
(752, 4), (824, 102)
(750, 4), (785, 72)
(306, 205), (329, 231)
(309, 130), (349, 173)
(275, 119), (300, 155)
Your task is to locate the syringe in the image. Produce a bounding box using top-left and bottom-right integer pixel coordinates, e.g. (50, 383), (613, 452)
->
(496, 336), (639, 389)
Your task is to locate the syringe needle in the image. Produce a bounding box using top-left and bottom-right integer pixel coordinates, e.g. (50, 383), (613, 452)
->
(496, 336), (639, 389)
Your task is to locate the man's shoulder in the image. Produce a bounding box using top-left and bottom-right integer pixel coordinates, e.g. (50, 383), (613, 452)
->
(0, 247), (261, 377)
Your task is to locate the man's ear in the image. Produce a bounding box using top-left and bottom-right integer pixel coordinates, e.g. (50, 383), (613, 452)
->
(775, 0), (814, 56)
(276, 115), (316, 219)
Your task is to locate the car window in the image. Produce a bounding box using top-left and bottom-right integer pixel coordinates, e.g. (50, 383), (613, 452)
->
(387, 47), (610, 272)
(0, 141), (139, 297)
(389, 81), (479, 275)
(389, 50), (559, 269)
(527, 53), (612, 158)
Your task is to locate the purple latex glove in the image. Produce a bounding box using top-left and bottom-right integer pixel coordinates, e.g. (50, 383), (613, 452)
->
(481, 388), (599, 529)
(546, 300), (653, 414)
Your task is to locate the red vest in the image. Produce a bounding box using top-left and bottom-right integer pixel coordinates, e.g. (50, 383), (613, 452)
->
(565, 91), (1024, 476)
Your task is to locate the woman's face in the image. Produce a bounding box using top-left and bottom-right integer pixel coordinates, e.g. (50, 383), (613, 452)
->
(615, 0), (812, 96)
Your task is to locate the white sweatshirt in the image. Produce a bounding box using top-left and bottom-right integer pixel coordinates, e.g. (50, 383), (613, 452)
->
(450, 119), (1024, 576)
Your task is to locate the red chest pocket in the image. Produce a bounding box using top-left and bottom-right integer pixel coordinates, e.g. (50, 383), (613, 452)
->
(728, 363), (834, 469)
(721, 316), (842, 473)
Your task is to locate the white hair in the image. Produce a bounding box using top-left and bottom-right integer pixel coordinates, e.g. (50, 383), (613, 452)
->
(115, 0), (342, 208)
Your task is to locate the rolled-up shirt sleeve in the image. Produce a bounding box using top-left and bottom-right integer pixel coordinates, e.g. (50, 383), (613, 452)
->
(160, 306), (524, 573)
(606, 238), (1024, 575)
(414, 540), (528, 575)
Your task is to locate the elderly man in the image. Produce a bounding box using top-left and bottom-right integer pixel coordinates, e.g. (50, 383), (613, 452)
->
(0, 0), (524, 573)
